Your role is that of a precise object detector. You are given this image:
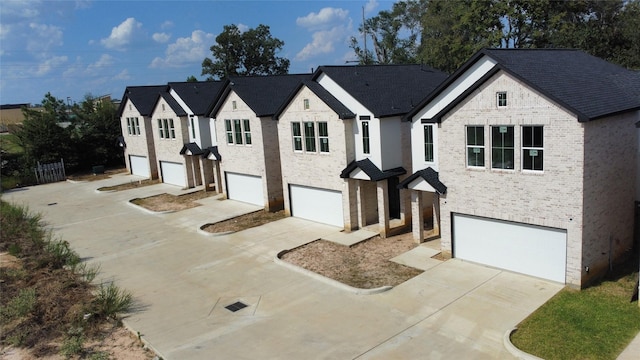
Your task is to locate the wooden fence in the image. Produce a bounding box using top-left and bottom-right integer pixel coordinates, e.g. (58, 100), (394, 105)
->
(34, 159), (66, 184)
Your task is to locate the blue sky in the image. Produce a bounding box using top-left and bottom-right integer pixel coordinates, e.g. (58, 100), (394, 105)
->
(0, 0), (393, 105)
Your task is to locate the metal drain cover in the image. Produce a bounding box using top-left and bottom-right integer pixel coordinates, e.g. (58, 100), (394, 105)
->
(224, 301), (248, 312)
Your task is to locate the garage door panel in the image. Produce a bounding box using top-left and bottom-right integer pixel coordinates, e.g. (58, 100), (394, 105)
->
(129, 155), (149, 177)
(160, 161), (186, 187)
(453, 214), (566, 283)
(290, 185), (343, 227)
(226, 172), (263, 206)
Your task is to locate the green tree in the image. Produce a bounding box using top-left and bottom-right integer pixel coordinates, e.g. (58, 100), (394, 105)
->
(419, 0), (503, 73)
(201, 24), (289, 80)
(15, 93), (74, 167)
(186, 75), (198, 82)
(70, 94), (122, 168)
(350, 0), (425, 64)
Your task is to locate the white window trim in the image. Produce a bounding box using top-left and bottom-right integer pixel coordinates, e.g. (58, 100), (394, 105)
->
(423, 124), (435, 164)
(490, 125), (515, 171)
(224, 119), (251, 146)
(292, 122), (303, 152)
(292, 121), (329, 154)
(497, 91), (507, 108)
(466, 125), (485, 169)
(521, 125), (544, 173)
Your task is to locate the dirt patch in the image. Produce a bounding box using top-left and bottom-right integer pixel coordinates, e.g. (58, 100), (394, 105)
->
(97, 179), (160, 192)
(67, 168), (127, 182)
(280, 232), (424, 289)
(131, 190), (215, 212)
(201, 210), (287, 233)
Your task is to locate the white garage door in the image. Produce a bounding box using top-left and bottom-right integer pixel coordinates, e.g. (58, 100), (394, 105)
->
(290, 185), (343, 227)
(160, 161), (186, 187)
(129, 155), (149, 177)
(453, 213), (567, 283)
(226, 172), (263, 206)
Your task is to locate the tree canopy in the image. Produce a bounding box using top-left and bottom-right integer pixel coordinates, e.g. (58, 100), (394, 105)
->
(350, 0), (640, 72)
(201, 24), (290, 80)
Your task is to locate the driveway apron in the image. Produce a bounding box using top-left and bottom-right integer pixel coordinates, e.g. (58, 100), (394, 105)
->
(3, 175), (563, 359)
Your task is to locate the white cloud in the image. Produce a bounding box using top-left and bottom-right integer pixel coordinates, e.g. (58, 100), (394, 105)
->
(114, 69), (130, 80)
(296, 7), (349, 31)
(295, 25), (350, 61)
(87, 54), (114, 71)
(236, 23), (249, 33)
(153, 32), (171, 43)
(27, 23), (63, 53)
(36, 55), (68, 76)
(149, 30), (215, 68)
(364, 0), (379, 15)
(161, 21), (174, 30)
(100, 17), (143, 50)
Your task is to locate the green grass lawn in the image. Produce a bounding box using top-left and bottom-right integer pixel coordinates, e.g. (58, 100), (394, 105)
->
(512, 260), (640, 359)
(0, 133), (23, 154)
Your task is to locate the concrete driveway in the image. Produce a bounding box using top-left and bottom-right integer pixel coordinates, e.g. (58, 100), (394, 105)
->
(3, 175), (563, 359)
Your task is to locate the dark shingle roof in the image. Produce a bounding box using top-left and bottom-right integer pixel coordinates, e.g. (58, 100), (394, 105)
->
(202, 146), (221, 161)
(273, 80), (356, 120)
(209, 74), (312, 118)
(315, 64), (448, 118)
(169, 81), (224, 116)
(156, 92), (187, 117)
(179, 142), (203, 155)
(398, 167), (447, 194)
(117, 85), (166, 117)
(339, 158), (406, 181)
(408, 48), (640, 122)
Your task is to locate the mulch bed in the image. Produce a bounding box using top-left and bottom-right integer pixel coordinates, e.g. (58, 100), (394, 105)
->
(281, 233), (424, 289)
(201, 210), (287, 233)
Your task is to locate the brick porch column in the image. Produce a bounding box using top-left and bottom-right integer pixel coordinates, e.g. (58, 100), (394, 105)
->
(377, 179), (390, 238)
(412, 190), (424, 243)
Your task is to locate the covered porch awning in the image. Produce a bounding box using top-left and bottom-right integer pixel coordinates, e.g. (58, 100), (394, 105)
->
(339, 158), (406, 181)
(179, 142), (204, 156)
(202, 146), (222, 161)
(397, 167), (447, 194)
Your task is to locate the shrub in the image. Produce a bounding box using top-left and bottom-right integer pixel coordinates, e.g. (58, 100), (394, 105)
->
(92, 282), (133, 320)
(0, 288), (37, 323)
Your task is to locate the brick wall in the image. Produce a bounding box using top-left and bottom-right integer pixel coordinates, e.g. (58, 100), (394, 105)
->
(437, 71), (585, 286)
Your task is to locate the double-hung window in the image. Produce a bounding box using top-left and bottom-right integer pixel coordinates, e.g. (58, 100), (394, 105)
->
(224, 119), (251, 145)
(233, 119), (243, 144)
(158, 118), (175, 139)
(243, 119), (252, 145)
(491, 126), (514, 169)
(127, 117), (140, 136)
(318, 122), (329, 153)
(466, 126), (485, 167)
(304, 122), (316, 152)
(361, 116), (371, 154)
(224, 120), (233, 144)
(292, 122), (303, 151)
(423, 125), (434, 162)
(522, 126), (543, 171)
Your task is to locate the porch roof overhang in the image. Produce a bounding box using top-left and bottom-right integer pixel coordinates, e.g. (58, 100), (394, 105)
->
(202, 146), (221, 161)
(180, 142), (203, 156)
(397, 167), (447, 194)
(339, 158), (406, 181)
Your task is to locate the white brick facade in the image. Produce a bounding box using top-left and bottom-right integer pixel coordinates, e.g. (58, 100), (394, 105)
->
(215, 91), (284, 211)
(429, 71), (637, 287)
(120, 99), (158, 179)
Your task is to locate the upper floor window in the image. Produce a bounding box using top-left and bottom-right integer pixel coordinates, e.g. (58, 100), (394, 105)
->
(522, 126), (543, 171)
(318, 122), (329, 153)
(303, 99), (310, 110)
(491, 126), (514, 169)
(466, 126), (485, 167)
(232, 101), (237, 110)
(243, 119), (252, 145)
(304, 122), (316, 152)
(292, 122), (303, 151)
(225, 119), (233, 144)
(292, 121), (328, 153)
(497, 92), (507, 107)
(224, 119), (251, 146)
(423, 125), (434, 162)
(158, 118), (175, 139)
(361, 117), (371, 154)
(189, 117), (196, 138)
(126, 117), (141, 136)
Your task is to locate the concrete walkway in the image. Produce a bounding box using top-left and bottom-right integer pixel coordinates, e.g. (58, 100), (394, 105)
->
(4, 175), (568, 359)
